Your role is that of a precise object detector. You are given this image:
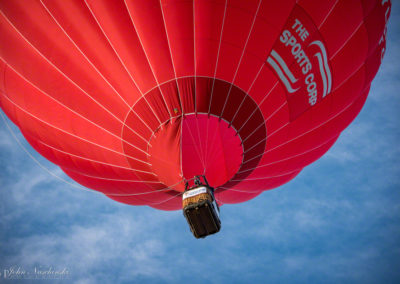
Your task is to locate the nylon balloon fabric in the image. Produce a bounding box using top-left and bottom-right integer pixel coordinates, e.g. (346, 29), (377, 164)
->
(0, 0), (391, 210)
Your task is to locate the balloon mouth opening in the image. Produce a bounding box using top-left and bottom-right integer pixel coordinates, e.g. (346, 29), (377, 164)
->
(121, 77), (267, 193)
(148, 113), (244, 191)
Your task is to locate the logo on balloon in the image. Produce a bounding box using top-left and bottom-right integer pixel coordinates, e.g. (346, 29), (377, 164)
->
(267, 49), (299, 94)
(267, 7), (332, 120)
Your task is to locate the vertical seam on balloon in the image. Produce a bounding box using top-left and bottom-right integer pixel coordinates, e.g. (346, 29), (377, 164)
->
(0, 9), (150, 144)
(82, 1), (154, 135)
(318, 0), (340, 29)
(207, 0), (228, 115)
(184, 117), (207, 171)
(1, 58), (151, 155)
(146, 131), (157, 155)
(219, 0), (263, 119)
(203, 116), (211, 175)
(0, 92), (156, 168)
(204, 116), (221, 178)
(247, 64), (265, 94)
(196, 116), (207, 175)
(195, 118), (207, 174)
(180, 115), (184, 180)
(39, 0), (132, 109)
(205, 124), (220, 171)
(158, 0), (184, 115)
(123, 0), (172, 123)
(217, 119), (230, 181)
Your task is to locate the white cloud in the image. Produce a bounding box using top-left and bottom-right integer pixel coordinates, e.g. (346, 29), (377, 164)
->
(2, 211), (177, 283)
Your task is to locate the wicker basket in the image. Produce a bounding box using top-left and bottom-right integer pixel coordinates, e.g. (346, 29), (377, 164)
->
(182, 186), (212, 209)
(182, 185), (221, 238)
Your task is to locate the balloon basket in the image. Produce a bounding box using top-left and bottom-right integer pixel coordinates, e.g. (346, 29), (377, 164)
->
(182, 176), (221, 238)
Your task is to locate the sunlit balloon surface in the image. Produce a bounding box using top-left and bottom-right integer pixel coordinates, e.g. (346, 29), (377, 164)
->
(0, 0), (391, 210)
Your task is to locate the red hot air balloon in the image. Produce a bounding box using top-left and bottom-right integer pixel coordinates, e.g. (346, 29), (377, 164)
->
(0, 0), (391, 214)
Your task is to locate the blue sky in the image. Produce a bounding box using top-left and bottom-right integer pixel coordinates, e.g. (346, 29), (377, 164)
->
(1, 4), (399, 284)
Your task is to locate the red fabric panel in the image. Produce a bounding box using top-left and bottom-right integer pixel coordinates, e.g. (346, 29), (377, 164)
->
(297, 0), (338, 27)
(215, 0), (260, 83)
(108, 191), (181, 209)
(149, 117), (184, 192)
(0, 17), (126, 134)
(148, 196), (182, 211)
(222, 170), (300, 193)
(161, 0), (194, 78)
(125, 0), (176, 83)
(319, 0), (365, 56)
(177, 76), (195, 114)
(0, 0), (139, 109)
(85, 0), (157, 94)
(195, 0), (226, 77)
(40, 0), (139, 105)
(215, 189), (263, 205)
(63, 169), (162, 196)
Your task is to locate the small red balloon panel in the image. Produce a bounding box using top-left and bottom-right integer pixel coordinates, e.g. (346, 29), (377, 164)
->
(0, 0), (391, 210)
